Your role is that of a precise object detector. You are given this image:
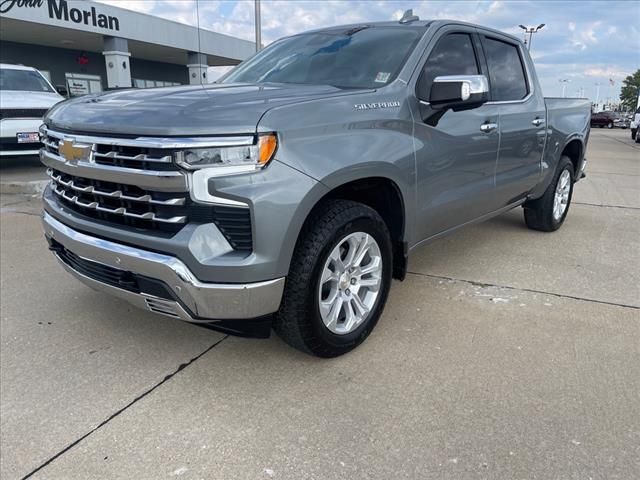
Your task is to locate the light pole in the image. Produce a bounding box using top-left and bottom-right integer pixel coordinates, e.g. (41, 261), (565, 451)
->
(594, 82), (601, 108)
(254, 0), (261, 52)
(519, 24), (545, 51)
(559, 79), (570, 97)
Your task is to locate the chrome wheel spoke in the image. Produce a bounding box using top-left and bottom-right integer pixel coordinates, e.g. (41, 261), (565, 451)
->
(352, 234), (372, 267)
(358, 276), (380, 291)
(351, 294), (370, 317)
(360, 256), (381, 276)
(342, 300), (357, 332)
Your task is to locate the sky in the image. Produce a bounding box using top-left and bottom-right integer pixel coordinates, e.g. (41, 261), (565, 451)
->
(95, 0), (639, 105)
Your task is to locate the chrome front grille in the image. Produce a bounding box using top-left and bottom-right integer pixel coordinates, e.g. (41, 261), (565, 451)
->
(41, 127), (254, 250)
(49, 168), (189, 229)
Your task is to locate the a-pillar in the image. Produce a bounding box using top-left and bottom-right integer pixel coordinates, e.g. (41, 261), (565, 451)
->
(187, 52), (208, 85)
(103, 36), (131, 89)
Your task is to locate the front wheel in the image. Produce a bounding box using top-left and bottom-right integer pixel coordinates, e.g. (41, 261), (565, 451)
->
(523, 156), (574, 232)
(274, 200), (393, 357)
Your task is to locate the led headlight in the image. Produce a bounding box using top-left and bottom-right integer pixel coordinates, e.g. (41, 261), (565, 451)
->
(174, 134), (277, 172)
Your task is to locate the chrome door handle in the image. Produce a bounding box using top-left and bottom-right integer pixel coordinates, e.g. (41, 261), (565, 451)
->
(480, 122), (498, 133)
(532, 118), (545, 127)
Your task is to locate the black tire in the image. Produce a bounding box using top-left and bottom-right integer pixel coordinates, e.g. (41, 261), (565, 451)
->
(523, 156), (574, 232)
(274, 200), (393, 357)
(607, 121), (614, 129)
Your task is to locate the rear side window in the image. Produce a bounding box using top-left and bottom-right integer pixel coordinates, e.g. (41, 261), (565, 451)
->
(483, 37), (528, 101)
(418, 33), (479, 97)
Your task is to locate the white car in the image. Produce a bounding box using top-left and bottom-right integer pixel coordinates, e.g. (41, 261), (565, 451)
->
(0, 64), (64, 157)
(631, 107), (640, 142)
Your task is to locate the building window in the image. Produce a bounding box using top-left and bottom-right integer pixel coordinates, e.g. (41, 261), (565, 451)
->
(133, 78), (181, 88)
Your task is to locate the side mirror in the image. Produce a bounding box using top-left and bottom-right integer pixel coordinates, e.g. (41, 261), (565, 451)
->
(429, 75), (489, 111)
(55, 85), (68, 96)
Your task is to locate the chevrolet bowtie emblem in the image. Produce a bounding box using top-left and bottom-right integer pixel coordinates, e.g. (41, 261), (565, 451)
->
(58, 139), (92, 162)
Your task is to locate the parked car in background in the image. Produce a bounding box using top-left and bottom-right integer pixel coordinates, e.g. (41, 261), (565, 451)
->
(590, 111), (618, 129)
(40, 17), (591, 357)
(631, 107), (640, 140)
(613, 114), (629, 129)
(0, 64), (63, 157)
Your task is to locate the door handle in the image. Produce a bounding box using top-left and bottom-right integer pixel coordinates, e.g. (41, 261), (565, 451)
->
(532, 118), (545, 127)
(480, 122), (498, 133)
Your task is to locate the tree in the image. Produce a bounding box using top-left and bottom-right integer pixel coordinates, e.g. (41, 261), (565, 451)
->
(619, 69), (640, 111)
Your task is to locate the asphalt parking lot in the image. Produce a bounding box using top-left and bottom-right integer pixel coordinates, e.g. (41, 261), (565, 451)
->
(1, 129), (639, 479)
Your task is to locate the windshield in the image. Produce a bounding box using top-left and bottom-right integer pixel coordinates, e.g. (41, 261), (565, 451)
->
(221, 27), (423, 89)
(0, 68), (54, 93)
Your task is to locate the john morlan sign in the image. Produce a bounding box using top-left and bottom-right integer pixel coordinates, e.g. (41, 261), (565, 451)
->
(0, 0), (120, 31)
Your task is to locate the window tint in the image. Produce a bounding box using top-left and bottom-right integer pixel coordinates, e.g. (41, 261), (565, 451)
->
(418, 33), (479, 96)
(483, 37), (528, 101)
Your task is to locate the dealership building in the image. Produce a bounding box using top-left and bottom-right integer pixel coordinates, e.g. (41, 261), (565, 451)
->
(0, 0), (256, 95)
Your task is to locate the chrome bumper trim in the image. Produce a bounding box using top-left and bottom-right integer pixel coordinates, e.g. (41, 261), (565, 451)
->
(43, 212), (285, 321)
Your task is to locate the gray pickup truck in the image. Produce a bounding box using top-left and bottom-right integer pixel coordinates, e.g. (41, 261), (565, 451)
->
(40, 16), (590, 357)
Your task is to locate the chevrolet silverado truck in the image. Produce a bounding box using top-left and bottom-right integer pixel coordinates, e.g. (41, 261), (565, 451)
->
(39, 15), (590, 357)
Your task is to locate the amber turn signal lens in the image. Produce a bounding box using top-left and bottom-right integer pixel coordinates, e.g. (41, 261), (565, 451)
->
(258, 134), (277, 165)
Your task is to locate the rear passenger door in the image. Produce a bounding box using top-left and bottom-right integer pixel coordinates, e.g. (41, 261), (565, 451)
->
(481, 34), (546, 206)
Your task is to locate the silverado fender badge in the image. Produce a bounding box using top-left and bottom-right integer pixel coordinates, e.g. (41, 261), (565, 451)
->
(354, 101), (401, 110)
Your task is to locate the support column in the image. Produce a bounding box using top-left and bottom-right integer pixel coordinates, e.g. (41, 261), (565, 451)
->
(103, 36), (131, 89)
(187, 52), (208, 85)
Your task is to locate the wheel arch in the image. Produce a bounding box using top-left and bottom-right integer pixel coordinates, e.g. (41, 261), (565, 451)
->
(560, 137), (585, 176)
(291, 175), (409, 281)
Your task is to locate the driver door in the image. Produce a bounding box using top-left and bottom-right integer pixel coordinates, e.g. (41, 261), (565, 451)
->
(411, 28), (500, 241)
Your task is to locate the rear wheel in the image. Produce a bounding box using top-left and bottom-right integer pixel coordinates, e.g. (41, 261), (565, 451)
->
(274, 200), (393, 357)
(523, 156), (574, 232)
(607, 121), (614, 129)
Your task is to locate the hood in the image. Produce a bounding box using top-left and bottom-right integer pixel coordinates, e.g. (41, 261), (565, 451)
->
(45, 83), (370, 136)
(0, 90), (63, 109)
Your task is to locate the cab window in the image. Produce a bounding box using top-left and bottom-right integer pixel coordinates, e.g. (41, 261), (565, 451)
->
(482, 37), (529, 101)
(417, 33), (479, 99)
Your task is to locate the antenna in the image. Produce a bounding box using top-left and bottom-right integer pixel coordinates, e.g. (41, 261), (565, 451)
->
(399, 9), (419, 24)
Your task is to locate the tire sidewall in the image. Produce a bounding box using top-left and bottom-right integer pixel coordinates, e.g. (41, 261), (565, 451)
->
(308, 217), (392, 352)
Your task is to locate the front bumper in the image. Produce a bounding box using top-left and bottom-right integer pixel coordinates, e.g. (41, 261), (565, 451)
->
(42, 211), (285, 323)
(0, 119), (43, 156)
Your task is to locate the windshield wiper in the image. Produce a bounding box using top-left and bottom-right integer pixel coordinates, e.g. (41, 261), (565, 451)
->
(344, 25), (370, 36)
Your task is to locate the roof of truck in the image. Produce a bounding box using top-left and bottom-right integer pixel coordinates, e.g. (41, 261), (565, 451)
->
(301, 19), (522, 44)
